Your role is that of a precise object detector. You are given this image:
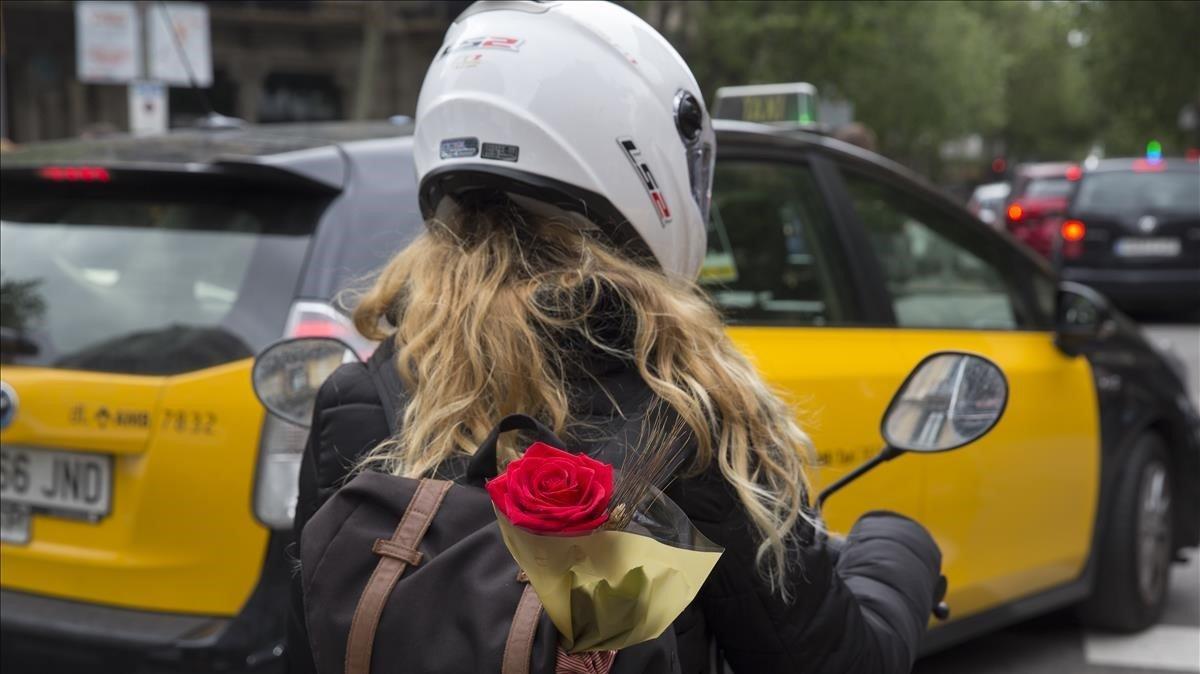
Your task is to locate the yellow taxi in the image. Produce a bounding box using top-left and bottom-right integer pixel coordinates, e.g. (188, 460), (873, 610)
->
(1, 111), (1197, 670)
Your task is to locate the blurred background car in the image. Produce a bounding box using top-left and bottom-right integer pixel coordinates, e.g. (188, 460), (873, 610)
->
(1058, 155), (1200, 318)
(967, 181), (1011, 229)
(1004, 162), (1082, 258)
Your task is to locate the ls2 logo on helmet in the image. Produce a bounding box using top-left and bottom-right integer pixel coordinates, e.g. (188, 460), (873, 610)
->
(617, 138), (672, 226)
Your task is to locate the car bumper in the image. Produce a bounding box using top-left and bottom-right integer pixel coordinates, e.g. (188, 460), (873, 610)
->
(0, 588), (230, 650)
(0, 589), (282, 673)
(1061, 266), (1200, 310)
(0, 534), (291, 673)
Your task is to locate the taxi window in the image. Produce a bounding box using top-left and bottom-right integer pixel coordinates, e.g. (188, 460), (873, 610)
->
(843, 171), (1029, 330)
(1, 184), (325, 375)
(702, 161), (852, 326)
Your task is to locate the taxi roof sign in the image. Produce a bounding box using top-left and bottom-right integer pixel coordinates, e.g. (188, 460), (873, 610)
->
(713, 82), (820, 129)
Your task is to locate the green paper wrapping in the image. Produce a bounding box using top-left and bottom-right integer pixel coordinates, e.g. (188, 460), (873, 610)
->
(494, 489), (723, 653)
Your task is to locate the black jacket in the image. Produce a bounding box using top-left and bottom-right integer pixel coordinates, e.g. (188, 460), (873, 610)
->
(287, 341), (942, 674)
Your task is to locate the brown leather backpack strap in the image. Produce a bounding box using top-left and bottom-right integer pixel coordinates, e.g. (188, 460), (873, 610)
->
(344, 478), (451, 674)
(501, 582), (544, 674)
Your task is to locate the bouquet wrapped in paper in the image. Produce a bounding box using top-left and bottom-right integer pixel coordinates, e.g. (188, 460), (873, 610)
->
(486, 442), (723, 653)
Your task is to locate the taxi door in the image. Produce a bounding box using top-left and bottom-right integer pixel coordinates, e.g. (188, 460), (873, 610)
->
(706, 149), (925, 532)
(829, 162), (1101, 619)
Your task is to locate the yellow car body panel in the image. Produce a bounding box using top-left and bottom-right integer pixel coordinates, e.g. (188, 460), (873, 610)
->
(726, 326), (1100, 620)
(0, 360), (268, 616)
(1, 325), (1100, 623)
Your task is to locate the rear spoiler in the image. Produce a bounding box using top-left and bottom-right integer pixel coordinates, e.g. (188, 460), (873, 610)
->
(0, 156), (344, 196)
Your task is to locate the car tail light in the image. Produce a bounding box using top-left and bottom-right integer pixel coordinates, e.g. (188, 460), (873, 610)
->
(253, 415), (311, 529)
(1061, 219), (1086, 242)
(39, 166), (111, 182)
(1007, 204), (1024, 221)
(282, 301), (377, 357)
(253, 301), (378, 529)
(1065, 165), (1082, 181)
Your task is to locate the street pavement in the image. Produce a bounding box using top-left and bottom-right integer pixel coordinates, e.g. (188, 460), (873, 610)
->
(915, 322), (1200, 674)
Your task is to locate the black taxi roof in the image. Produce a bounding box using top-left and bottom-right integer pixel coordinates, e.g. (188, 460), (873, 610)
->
(0, 120), (416, 192)
(0, 117), (945, 234)
(0, 120), (413, 166)
(0, 118), (900, 181)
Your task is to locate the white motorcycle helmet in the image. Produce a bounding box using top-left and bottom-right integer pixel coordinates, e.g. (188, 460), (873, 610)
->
(413, 0), (715, 279)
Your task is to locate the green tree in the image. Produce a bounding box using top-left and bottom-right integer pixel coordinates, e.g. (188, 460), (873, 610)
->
(974, 1), (1098, 162)
(1081, 1), (1200, 156)
(639, 1), (1007, 173)
(634, 0), (1199, 178)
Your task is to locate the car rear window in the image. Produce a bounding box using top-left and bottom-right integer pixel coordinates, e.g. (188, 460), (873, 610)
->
(1073, 170), (1200, 217)
(1, 181), (327, 375)
(1023, 177), (1073, 198)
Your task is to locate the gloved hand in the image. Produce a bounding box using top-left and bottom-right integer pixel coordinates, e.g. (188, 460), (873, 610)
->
(827, 520), (949, 619)
(838, 511), (945, 621)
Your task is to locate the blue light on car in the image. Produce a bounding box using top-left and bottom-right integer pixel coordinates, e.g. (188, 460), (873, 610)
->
(1146, 140), (1163, 164)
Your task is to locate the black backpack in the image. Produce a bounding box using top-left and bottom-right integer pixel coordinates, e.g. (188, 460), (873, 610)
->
(298, 346), (693, 674)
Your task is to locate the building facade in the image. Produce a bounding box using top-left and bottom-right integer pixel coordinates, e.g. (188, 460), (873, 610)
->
(1, 0), (468, 143)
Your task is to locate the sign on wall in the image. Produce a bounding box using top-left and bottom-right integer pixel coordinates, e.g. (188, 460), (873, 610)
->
(148, 3), (212, 87)
(76, 1), (142, 83)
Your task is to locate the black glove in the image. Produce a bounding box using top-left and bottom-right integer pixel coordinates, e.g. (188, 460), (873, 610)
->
(839, 511), (945, 619)
(825, 525), (947, 617)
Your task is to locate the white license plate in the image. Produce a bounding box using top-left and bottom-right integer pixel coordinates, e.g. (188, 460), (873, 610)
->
(0, 447), (112, 523)
(1114, 237), (1181, 257)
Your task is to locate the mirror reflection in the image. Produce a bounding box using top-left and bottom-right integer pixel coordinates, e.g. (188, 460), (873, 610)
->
(252, 337), (358, 427)
(883, 353), (1007, 453)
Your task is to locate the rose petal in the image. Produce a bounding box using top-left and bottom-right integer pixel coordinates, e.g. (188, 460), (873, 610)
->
(489, 441), (615, 534)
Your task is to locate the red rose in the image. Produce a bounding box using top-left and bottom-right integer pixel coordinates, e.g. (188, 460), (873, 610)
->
(486, 442), (614, 534)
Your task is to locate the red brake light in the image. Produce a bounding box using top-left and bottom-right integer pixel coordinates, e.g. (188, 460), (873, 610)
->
(1007, 204), (1024, 221)
(1061, 219), (1086, 242)
(1065, 165), (1082, 181)
(1132, 158), (1167, 173)
(38, 166), (111, 182)
(290, 320), (349, 339)
(282, 301), (377, 360)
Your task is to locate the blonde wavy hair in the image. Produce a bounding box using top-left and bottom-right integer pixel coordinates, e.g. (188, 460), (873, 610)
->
(352, 198), (816, 596)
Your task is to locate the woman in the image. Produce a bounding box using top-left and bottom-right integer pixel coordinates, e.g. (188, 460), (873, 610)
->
(290, 2), (942, 672)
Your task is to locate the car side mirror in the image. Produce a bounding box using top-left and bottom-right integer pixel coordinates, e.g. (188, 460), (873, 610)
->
(252, 337), (361, 428)
(817, 351), (1008, 511)
(1054, 281), (1114, 357)
(881, 352), (1009, 453)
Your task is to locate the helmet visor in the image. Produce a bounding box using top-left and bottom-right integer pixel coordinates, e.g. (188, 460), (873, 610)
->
(687, 141), (715, 225)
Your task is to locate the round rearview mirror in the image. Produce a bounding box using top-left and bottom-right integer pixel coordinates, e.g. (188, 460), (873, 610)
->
(252, 337), (359, 428)
(882, 352), (1008, 453)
